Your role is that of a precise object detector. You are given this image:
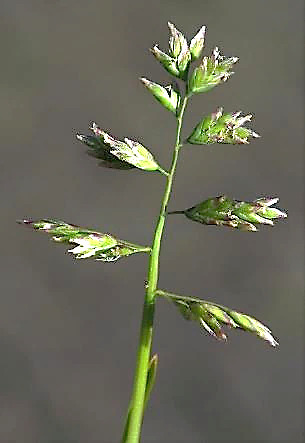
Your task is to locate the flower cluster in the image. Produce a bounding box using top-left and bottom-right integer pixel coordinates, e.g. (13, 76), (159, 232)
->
(77, 123), (165, 173)
(18, 219), (150, 262)
(150, 22), (205, 79)
(171, 195), (287, 232)
(187, 108), (260, 145)
(158, 290), (278, 346)
(188, 47), (238, 94)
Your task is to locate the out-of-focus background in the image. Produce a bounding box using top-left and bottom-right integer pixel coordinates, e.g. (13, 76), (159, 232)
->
(1, 1), (303, 442)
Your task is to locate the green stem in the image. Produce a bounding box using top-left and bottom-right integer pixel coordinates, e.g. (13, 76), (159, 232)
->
(123, 95), (189, 443)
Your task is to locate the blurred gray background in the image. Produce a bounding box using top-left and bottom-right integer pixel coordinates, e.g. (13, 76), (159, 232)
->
(1, 0), (304, 442)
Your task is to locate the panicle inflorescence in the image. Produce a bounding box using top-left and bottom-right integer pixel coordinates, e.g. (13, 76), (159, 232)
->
(19, 22), (287, 354)
(18, 22), (288, 442)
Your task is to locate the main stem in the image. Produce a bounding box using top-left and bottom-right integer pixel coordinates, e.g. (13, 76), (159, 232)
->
(123, 96), (189, 443)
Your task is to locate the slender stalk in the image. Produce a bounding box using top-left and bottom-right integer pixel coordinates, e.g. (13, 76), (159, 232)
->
(123, 95), (189, 443)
